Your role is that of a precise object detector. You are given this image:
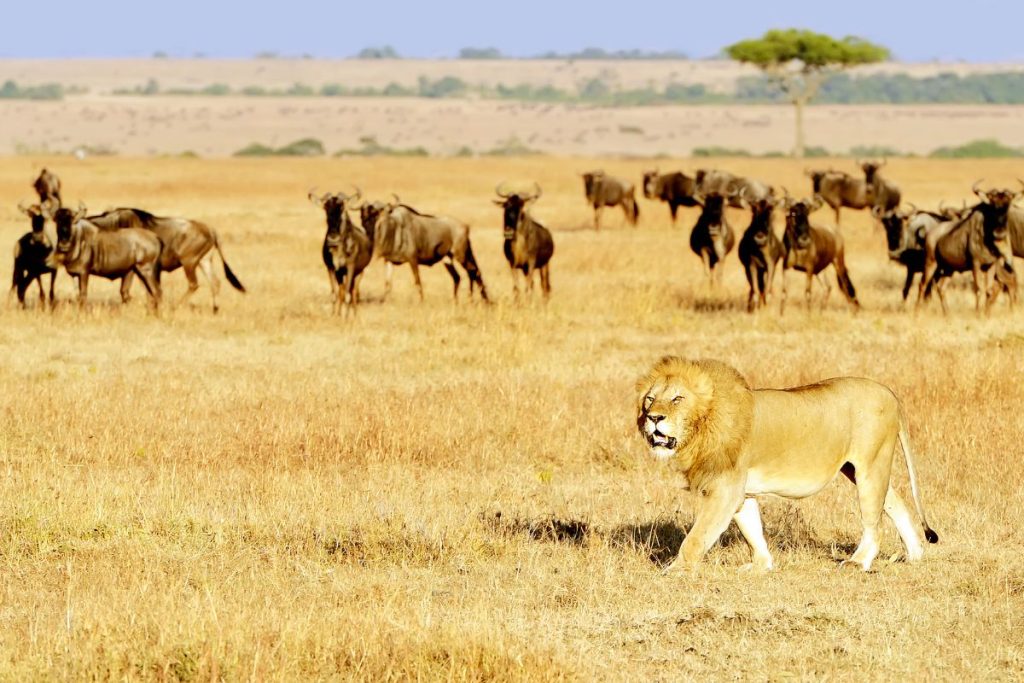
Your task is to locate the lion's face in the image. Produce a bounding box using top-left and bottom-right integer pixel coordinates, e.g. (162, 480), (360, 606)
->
(636, 372), (712, 460)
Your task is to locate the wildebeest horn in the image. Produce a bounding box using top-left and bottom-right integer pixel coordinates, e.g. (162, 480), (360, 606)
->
(972, 180), (986, 200)
(17, 201), (35, 217)
(74, 201), (88, 221)
(347, 185), (363, 207)
(390, 193), (402, 206)
(907, 202), (918, 213)
(308, 188), (325, 207)
(530, 182), (543, 201)
(494, 182), (511, 199)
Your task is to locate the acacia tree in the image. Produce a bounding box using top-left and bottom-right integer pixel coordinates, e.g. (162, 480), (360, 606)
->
(726, 30), (889, 158)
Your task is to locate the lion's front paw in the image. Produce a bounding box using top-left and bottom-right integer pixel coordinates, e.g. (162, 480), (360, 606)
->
(661, 559), (694, 576)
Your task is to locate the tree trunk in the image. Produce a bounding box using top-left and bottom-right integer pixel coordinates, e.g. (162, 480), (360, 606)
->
(792, 96), (806, 159)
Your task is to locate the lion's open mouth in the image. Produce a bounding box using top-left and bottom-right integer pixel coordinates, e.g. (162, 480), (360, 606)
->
(646, 431), (677, 450)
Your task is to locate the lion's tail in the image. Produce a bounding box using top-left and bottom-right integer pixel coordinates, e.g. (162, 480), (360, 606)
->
(897, 404), (939, 544)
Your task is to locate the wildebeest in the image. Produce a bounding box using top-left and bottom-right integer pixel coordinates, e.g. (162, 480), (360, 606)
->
(641, 170), (698, 223)
(779, 195), (859, 314)
(862, 160), (901, 219)
(738, 197), (783, 312)
(880, 207), (960, 303)
(689, 192), (735, 287)
(373, 199), (488, 302)
(33, 168), (62, 214)
(494, 182), (554, 298)
(308, 189), (372, 315)
(695, 169), (773, 207)
(47, 204), (162, 309)
(11, 203), (56, 307)
(918, 183), (1018, 314)
(85, 207), (245, 312)
(805, 168), (869, 227)
(582, 171), (639, 230)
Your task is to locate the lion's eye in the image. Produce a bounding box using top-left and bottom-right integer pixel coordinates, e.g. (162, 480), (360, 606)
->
(672, 396), (683, 404)
(643, 395), (654, 407)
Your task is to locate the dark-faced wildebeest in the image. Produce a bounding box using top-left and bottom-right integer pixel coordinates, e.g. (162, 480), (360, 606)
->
(308, 189), (373, 315)
(689, 192), (735, 287)
(779, 195), (859, 314)
(582, 171), (639, 230)
(862, 160), (901, 219)
(373, 199), (488, 302)
(918, 183), (1018, 314)
(642, 170), (698, 224)
(881, 207), (951, 303)
(33, 168), (62, 215)
(85, 207), (244, 312)
(494, 182), (554, 298)
(47, 204), (162, 310)
(695, 169), (773, 208)
(11, 203), (56, 307)
(738, 197), (783, 312)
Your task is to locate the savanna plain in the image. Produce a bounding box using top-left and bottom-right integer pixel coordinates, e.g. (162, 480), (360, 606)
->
(0, 156), (1022, 680)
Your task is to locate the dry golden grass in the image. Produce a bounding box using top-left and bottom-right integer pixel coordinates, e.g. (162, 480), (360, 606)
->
(1, 156), (1023, 680)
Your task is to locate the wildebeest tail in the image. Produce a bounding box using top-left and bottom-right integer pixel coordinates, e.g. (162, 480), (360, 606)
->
(835, 258), (859, 306)
(213, 233), (246, 293)
(463, 239), (489, 302)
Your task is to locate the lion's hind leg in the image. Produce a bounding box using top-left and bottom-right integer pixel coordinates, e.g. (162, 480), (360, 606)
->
(883, 488), (924, 562)
(845, 443), (896, 572)
(734, 497), (774, 571)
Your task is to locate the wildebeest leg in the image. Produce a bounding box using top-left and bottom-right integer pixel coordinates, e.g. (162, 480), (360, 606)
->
(524, 262), (536, 296)
(700, 251), (712, 288)
(540, 265), (551, 298)
(134, 266), (161, 311)
(47, 271), (56, 308)
(593, 206), (602, 231)
(804, 272), (815, 310)
(972, 264), (984, 314)
(917, 259), (938, 311)
(382, 262), (394, 301)
(78, 273), (90, 308)
(779, 268), (789, 315)
(744, 264), (757, 312)
(819, 273), (832, 310)
(325, 264), (338, 299)
(443, 259), (461, 301)
(198, 257), (221, 313)
(178, 264), (202, 310)
(935, 277), (950, 316)
(509, 266), (521, 300)
(409, 262), (424, 301)
(901, 268), (915, 303)
(36, 275), (46, 305)
(120, 273), (135, 304)
(669, 203), (679, 225)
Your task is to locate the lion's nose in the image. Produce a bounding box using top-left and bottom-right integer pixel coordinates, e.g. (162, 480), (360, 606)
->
(647, 413), (665, 424)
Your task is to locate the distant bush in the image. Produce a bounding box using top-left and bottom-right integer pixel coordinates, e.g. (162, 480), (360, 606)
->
(335, 136), (428, 158)
(417, 76), (466, 98)
(929, 139), (1024, 158)
(234, 138), (325, 157)
(849, 145), (906, 158)
(482, 137), (543, 157)
(692, 146), (752, 158)
(804, 146), (831, 158)
(200, 83), (231, 96)
(356, 46), (399, 59)
(0, 80), (64, 100)
(459, 47), (502, 59)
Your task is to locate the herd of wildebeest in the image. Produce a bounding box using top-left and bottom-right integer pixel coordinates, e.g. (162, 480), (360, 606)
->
(9, 163), (1024, 315)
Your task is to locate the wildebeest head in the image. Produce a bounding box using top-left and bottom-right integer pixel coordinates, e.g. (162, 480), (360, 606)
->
(880, 208), (914, 259)
(18, 202), (46, 238)
(748, 197), (776, 247)
(359, 200), (386, 239)
(495, 182), (542, 239)
(53, 203), (87, 254)
(642, 171), (659, 199)
(973, 182), (1019, 244)
(784, 196), (822, 249)
(582, 171), (603, 200)
(309, 187), (362, 245)
(699, 192), (726, 227)
(804, 169), (831, 194)
(860, 159), (885, 184)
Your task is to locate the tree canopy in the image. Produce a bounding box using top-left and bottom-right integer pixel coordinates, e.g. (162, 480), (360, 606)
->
(726, 29), (889, 71)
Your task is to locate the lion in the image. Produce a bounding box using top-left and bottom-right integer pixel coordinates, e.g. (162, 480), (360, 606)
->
(636, 356), (938, 572)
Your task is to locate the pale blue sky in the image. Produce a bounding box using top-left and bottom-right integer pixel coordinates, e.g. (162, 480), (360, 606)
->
(3, 1), (1022, 61)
